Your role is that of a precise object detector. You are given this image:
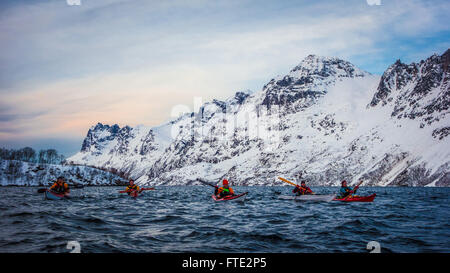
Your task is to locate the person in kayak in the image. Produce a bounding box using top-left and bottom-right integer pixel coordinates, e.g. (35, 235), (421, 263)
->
(293, 181), (313, 196)
(125, 179), (140, 195)
(49, 176), (70, 196)
(338, 180), (359, 198)
(216, 179), (234, 198)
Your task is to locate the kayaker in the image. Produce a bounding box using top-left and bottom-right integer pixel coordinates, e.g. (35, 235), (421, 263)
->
(293, 181), (313, 196)
(49, 176), (70, 196)
(216, 179), (234, 198)
(125, 179), (140, 195)
(338, 180), (359, 198)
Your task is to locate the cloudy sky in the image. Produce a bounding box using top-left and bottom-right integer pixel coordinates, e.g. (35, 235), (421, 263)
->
(0, 0), (449, 156)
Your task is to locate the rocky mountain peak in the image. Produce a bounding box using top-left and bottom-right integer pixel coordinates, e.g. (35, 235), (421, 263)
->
(369, 48), (449, 128)
(261, 55), (369, 110)
(229, 90), (251, 105)
(290, 55), (368, 77)
(81, 123), (131, 153)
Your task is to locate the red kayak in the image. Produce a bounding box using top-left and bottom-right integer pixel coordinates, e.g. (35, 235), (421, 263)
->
(212, 192), (248, 202)
(334, 193), (376, 202)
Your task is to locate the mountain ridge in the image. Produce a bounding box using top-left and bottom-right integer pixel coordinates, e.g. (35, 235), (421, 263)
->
(67, 50), (450, 187)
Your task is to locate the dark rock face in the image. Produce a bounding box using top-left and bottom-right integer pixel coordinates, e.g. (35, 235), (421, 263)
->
(369, 49), (450, 127)
(387, 162), (450, 187)
(139, 130), (157, 155)
(232, 91), (250, 105)
(432, 127), (450, 140)
(81, 123), (121, 153)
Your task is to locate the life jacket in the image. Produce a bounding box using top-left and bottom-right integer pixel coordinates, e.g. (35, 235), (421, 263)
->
(218, 187), (234, 196)
(293, 186), (312, 195)
(127, 184), (138, 191)
(339, 186), (353, 197)
(51, 182), (68, 193)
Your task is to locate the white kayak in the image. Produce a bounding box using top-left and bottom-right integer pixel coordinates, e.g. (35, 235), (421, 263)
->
(278, 194), (336, 202)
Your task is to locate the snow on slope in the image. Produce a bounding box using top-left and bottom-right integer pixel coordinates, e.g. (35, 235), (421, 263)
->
(0, 159), (127, 186)
(67, 50), (450, 186)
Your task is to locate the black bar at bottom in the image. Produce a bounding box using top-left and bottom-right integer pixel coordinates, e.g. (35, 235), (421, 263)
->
(1, 253), (447, 272)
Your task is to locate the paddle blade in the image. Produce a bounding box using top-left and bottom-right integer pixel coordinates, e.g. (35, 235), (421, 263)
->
(351, 181), (363, 193)
(37, 188), (47, 193)
(278, 177), (298, 187)
(196, 179), (217, 188)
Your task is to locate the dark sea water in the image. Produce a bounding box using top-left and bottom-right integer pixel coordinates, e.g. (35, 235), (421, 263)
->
(0, 186), (449, 253)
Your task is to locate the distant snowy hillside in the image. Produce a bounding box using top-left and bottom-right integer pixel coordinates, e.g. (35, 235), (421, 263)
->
(68, 50), (450, 186)
(0, 159), (127, 186)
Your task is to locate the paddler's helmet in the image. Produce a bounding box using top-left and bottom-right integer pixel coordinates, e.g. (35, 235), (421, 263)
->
(222, 179), (229, 186)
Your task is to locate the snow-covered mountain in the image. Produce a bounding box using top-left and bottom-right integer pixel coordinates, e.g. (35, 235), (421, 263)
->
(67, 50), (450, 186)
(0, 159), (127, 186)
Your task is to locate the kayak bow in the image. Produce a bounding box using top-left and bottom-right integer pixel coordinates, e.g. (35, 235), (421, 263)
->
(44, 190), (68, 200)
(279, 194), (336, 202)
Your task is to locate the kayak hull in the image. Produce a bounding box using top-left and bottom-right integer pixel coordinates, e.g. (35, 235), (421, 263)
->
(279, 194), (336, 202)
(333, 193), (376, 202)
(212, 192), (248, 202)
(44, 190), (66, 200)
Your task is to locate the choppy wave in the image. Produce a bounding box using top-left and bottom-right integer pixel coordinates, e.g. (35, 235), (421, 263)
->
(0, 186), (449, 253)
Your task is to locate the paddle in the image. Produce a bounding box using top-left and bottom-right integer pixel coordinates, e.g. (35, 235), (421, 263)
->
(351, 181), (364, 193)
(278, 177), (299, 187)
(347, 181), (363, 197)
(38, 182), (85, 193)
(196, 179), (218, 188)
(278, 177), (315, 194)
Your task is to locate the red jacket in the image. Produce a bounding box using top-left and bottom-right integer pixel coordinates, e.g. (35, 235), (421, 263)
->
(293, 186), (312, 195)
